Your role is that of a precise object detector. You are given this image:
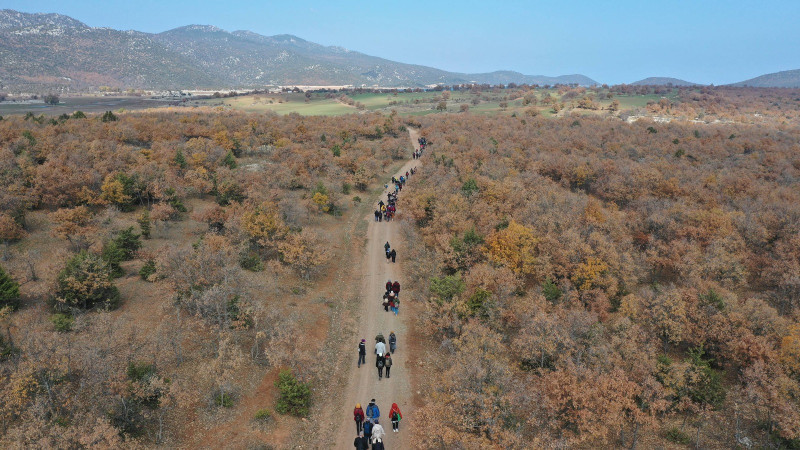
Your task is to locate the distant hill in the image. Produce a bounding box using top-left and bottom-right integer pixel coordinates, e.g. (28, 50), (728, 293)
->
(631, 77), (699, 86)
(0, 9), (598, 91)
(730, 69), (800, 88)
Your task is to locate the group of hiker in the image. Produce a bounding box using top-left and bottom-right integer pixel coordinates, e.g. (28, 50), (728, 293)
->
(354, 139), (426, 449)
(373, 332), (397, 378)
(412, 137), (427, 159)
(374, 167), (416, 222)
(382, 279), (401, 315)
(353, 400), (403, 449)
(384, 241), (397, 263)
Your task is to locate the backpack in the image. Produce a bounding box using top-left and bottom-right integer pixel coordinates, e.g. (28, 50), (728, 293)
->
(377, 358), (385, 368)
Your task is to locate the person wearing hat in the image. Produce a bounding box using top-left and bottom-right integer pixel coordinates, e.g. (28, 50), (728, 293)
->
(354, 403), (365, 433)
(358, 339), (366, 368)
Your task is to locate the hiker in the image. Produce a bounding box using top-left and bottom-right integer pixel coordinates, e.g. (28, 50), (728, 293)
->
(354, 431), (369, 450)
(382, 292), (391, 312)
(385, 353), (393, 378)
(363, 419), (373, 442)
(389, 403), (403, 432)
(375, 332), (385, 343)
(377, 353), (385, 379)
(389, 332), (397, 353)
(391, 296), (399, 316)
(372, 421), (386, 446)
(378, 200), (384, 209)
(366, 399), (380, 421)
(385, 248), (391, 262)
(392, 281), (400, 297)
(374, 210), (381, 222)
(390, 249), (396, 263)
(372, 438), (385, 450)
(375, 339), (386, 356)
(387, 294), (396, 315)
(358, 339), (366, 367)
(385, 280), (393, 294)
(354, 403), (365, 433)
(384, 241), (391, 252)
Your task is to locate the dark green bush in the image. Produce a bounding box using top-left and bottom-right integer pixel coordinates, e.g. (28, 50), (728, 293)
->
(139, 259), (157, 280)
(0, 265), (21, 310)
(55, 251), (120, 310)
(274, 370), (311, 417)
(50, 313), (75, 332)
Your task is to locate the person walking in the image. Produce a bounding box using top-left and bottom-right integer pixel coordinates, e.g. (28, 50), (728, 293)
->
(371, 421), (387, 445)
(389, 403), (403, 432)
(390, 248), (396, 263)
(358, 339), (366, 367)
(366, 399), (380, 422)
(354, 403), (365, 433)
(391, 296), (399, 316)
(385, 280), (393, 294)
(388, 332), (397, 353)
(375, 339), (385, 356)
(374, 210), (380, 222)
(392, 281), (400, 298)
(384, 241), (391, 253)
(363, 419), (373, 442)
(388, 294), (396, 315)
(354, 431), (369, 450)
(376, 353), (385, 380)
(384, 353), (393, 378)
(382, 292), (390, 312)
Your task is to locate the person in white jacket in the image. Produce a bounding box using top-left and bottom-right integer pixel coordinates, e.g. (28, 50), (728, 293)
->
(371, 421), (386, 444)
(375, 340), (386, 356)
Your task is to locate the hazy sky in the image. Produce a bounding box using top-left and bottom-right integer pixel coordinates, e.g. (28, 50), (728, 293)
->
(4, 0), (799, 84)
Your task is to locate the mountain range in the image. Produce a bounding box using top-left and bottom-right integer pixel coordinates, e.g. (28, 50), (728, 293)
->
(0, 9), (596, 92)
(0, 9), (797, 92)
(631, 77), (698, 86)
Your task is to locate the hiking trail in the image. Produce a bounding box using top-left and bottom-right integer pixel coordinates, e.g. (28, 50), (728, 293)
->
(329, 129), (421, 448)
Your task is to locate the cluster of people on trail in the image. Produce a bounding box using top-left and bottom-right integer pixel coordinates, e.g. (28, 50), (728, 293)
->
(374, 163), (418, 222)
(413, 136), (428, 159)
(384, 241), (397, 263)
(382, 279), (401, 315)
(354, 399), (403, 449)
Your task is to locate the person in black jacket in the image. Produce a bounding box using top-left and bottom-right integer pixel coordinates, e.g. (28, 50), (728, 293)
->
(390, 249), (396, 263)
(353, 431), (369, 450)
(358, 339), (366, 368)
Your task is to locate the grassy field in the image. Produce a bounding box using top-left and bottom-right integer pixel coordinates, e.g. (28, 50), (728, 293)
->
(0, 88), (682, 118)
(190, 93), (357, 115)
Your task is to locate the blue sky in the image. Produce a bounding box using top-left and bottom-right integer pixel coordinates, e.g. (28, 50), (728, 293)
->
(3, 0), (799, 84)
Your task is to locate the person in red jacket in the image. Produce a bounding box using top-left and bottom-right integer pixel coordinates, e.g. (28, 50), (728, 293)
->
(354, 403), (365, 433)
(389, 403), (403, 432)
(392, 281), (400, 298)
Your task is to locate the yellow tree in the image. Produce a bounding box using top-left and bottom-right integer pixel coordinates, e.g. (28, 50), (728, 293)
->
(241, 202), (287, 247)
(484, 220), (540, 279)
(277, 229), (330, 279)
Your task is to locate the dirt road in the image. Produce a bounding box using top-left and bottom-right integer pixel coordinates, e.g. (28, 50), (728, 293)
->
(331, 129), (421, 448)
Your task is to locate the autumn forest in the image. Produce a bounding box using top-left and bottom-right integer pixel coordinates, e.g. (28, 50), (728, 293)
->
(1, 85), (800, 448)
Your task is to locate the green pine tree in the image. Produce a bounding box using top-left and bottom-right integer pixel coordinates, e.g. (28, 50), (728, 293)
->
(0, 265), (21, 310)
